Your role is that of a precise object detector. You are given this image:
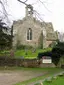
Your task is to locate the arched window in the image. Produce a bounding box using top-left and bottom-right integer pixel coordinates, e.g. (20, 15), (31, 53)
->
(27, 28), (32, 40)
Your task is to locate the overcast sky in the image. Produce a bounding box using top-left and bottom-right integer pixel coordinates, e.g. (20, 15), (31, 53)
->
(7, 0), (64, 32)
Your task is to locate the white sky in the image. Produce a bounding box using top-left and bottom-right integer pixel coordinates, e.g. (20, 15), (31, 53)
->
(7, 0), (64, 32)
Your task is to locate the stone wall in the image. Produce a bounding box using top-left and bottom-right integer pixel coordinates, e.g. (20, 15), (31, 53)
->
(13, 17), (46, 48)
(0, 57), (55, 67)
(46, 40), (53, 47)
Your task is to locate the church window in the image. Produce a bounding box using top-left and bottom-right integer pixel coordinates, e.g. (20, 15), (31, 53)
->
(27, 28), (32, 40)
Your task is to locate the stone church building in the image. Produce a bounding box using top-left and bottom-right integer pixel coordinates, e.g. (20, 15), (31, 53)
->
(13, 5), (58, 49)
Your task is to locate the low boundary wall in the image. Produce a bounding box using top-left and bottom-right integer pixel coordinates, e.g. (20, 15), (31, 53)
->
(0, 57), (55, 67)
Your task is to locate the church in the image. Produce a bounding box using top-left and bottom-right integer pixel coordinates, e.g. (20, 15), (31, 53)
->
(12, 5), (58, 49)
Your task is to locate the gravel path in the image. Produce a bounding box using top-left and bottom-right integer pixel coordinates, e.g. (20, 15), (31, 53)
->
(0, 70), (47, 85)
(0, 70), (63, 85)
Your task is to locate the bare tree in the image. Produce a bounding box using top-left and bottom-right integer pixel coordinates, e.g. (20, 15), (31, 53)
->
(0, 0), (12, 50)
(0, 0), (10, 28)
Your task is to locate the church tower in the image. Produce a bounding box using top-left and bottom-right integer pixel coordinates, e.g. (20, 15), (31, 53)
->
(25, 4), (33, 17)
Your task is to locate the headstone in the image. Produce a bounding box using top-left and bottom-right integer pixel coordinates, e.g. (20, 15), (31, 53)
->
(10, 49), (14, 57)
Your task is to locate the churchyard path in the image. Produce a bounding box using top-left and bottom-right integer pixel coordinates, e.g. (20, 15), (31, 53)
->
(0, 70), (47, 85)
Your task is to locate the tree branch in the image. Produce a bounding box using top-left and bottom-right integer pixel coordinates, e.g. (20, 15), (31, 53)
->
(38, 0), (51, 12)
(24, 0), (28, 2)
(18, 0), (27, 5)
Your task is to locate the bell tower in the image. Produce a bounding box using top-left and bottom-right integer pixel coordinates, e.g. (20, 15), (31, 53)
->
(25, 4), (33, 17)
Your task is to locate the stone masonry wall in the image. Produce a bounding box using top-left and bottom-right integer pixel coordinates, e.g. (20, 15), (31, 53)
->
(13, 17), (46, 48)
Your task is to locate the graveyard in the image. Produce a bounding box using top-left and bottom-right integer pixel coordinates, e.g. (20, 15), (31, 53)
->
(0, 43), (64, 85)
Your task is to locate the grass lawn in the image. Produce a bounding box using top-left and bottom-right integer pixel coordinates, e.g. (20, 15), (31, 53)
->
(13, 67), (64, 85)
(14, 48), (52, 59)
(0, 48), (52, 59)
(44, 76), (64, 85)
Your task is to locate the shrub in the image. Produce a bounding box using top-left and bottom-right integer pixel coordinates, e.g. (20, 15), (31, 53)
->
(37, 42), (64, 66)
(37, 51), (52, 59)
(51, 42), (64, 65)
